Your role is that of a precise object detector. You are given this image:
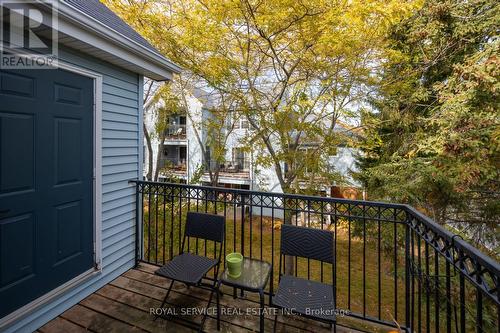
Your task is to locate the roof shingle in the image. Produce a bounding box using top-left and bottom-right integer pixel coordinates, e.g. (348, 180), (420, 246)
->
(63, 0), (160, 55)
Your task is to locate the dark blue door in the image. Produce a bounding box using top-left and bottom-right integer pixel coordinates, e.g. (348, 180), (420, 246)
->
(0, 68), (94, 318)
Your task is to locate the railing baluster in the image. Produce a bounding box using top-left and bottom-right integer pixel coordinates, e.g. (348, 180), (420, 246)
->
(411, 229), (415, 332)
(240, 194), (245, 258)
(187, 190), (191, 251)
(238, 194), (244, 299)
(320, 201), (325, 283)
(178, 188), (182, 256)
(435, 249), (440, 333)
(196, 188), (199, 211)
(270, 196), (275, 305)
(497, 291), (499, 333)
(170, 191), (174, 260)
(294, 199), (298, 276)
(155, 187), (159, 264)
(233, 195), (236, 253)
(213, 189), (217, 269)
(260, 197), (263, 261)
(363, 204), (366, 318)
(132, 181), (499, 333)
(348, 204), (351, 311)
(446, 258), (452, 333)
(405, 219), (411, 331)
(476, 286), (482, 333)
(223, 192), (227, 268)
(307, 199), (311, 281)
(135, 182), (140, 266)
(425, 240), (430, 333)
(147, 186), (151, 262)
(214, 189), (217, 215)
(333, 201), (337, 313)
(249, 194), (253, 258)
(378, 206), (381, 320)
(204, 188), (208, 213)
(162, 188), (166, 263)
(394, 209), (398, 322)
(459, 249), (466, 333)
(417, 233), (422, 333)
(204, 190), (208, 257)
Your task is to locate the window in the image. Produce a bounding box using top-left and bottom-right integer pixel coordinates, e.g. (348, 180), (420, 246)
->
(232, 112), (249, 129)
(299, 147), (317, 174)
(204, 146), (212, 171)
(284, 148), (318, 176)
(240, 118), (249, 129)
(205, 146), (211, 162)
(232, 148), (249, 170)
(179, 146), (187, 162)
(166, 115), (186, 136)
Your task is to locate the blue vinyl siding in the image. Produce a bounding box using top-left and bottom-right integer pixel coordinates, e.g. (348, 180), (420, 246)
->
(3, 46), (142, 333)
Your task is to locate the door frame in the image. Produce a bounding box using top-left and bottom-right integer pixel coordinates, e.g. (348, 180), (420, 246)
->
(0, 55), (103, 328)
(57, 59), (103, 272)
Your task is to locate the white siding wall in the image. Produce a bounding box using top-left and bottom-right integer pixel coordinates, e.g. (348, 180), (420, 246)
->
(186, 96), (203, 181)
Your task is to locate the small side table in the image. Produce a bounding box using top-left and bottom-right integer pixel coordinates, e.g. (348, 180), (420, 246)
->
(216, 258), (272, 332)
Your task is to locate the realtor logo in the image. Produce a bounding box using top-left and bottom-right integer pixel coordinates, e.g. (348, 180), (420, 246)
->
(0, 0), (58, 69)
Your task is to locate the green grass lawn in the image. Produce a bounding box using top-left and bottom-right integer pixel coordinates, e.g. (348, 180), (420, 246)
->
(142, 200), (406, 328)
(141, 199), (498, 332)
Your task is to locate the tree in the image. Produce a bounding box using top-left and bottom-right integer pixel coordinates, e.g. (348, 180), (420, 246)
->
(178, 74), (242, 187)
(103, 0), (419, 274)
(143, 80), (184, 182)
(142, 79), (157, 181)
(201, 95), (239, 187)
(356, 0), (499, 252)
(99, 1), (236, 185)
(157, 74), (241, 186)
(102, 0), (418, 194)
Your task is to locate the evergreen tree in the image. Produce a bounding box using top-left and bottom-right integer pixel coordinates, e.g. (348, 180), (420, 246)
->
(357, 0), (499, 253)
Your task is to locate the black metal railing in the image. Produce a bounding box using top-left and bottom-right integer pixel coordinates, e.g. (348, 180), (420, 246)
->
(204, 160), (250, 173)
(132, 180), (499, 333)
(165, 124), (187, 138)
(159, 157), (187, 170)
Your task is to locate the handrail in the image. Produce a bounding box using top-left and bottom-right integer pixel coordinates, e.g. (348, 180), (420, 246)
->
(131, 179), (408, 209)
(406, 205), (500, 275)
(406, 205), (499, 306)
(132, 180), (500, 332)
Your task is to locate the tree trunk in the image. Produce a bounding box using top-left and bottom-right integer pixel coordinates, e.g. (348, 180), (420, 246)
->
(280, 183), (295, 276)
(143, 123), (153, 181)
(154, 134), (166, 182)
(212, 164), (220, 187)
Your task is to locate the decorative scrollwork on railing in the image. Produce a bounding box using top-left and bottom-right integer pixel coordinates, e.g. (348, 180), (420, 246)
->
(407, 207), (499, 306)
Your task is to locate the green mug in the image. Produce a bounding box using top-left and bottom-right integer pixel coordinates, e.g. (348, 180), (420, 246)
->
(226, 252), (243, 278)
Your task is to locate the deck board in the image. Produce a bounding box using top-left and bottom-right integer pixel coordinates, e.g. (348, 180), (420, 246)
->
(132, 264), (339, 331)
(126, 265), (332, 332)
(41, 263), (371, 333)
(39, 317), (88, 333)
(61, 304), (145, 333)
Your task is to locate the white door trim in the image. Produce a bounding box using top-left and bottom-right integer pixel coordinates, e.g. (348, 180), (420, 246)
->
(56, 59), (103, 272)
(0, 269), (99, 329)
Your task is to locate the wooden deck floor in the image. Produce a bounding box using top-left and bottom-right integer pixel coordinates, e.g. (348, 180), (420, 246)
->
(38, 263), (391, 333)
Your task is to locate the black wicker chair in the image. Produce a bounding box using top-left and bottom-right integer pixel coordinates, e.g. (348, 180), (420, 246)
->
(272, 224), (336, 332)
(154, 212), (225, 332)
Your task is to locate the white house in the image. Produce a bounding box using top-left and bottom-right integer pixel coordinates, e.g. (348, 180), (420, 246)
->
(144, 88), (363, 200)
